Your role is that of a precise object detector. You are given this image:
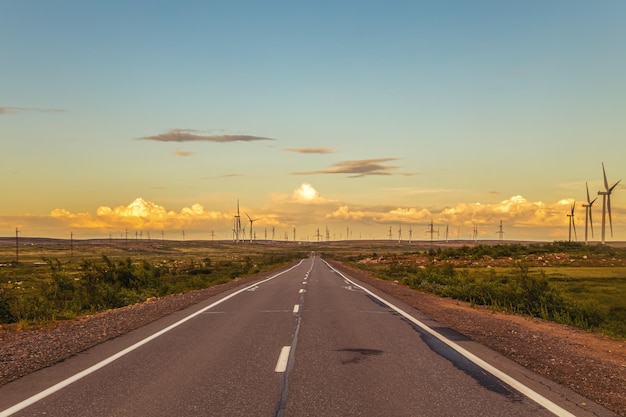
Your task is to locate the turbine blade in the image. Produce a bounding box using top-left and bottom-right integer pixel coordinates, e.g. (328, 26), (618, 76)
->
(589, 208), (594, 238)
(603, 162), (609, 190)
(590, 197), (597, 206)
(609, 179), (621, 193)
(586, 182), (591, 203)
(572, 219), (577, 241)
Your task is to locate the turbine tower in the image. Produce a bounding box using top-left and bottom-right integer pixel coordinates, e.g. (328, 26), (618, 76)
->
(567, 203), (577, 242)
(583, 182), (597, 244)
(598, 163), (621, 244)
(233, 199), (242, 243)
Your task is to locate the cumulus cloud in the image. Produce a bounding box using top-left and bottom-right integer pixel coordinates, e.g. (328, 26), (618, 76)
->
(284, 147), (335, 154)
(269, 183), (337, 211)
(325, 195), (582, 231)
(8, 191), (624, 240)
(293, 183), (320, 202)
(0, 106), (64, 115)
(50, 198), (229, 231)
(139, 129), (275, 143)
(293, 158), (400, 177)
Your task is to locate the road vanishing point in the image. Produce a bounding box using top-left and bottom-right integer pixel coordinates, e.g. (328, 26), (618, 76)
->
(0, 254), (617, 417)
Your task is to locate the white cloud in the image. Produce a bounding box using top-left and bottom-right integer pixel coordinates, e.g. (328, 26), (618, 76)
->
(293, 183), (320, 202)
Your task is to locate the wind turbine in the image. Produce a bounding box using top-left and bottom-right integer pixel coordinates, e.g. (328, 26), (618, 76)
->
(598, 163), (621, 244)
(244, 211), (261, 243)
(567, 203), (577, 242)
(583, 182), (597, 244)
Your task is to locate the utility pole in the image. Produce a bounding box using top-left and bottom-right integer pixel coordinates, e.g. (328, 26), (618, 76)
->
(497, 220), (505, 241)
(70, 232), (74, 257)
(426, 221), (438, 243)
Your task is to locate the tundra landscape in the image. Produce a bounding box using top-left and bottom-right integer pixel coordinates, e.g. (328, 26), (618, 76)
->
(3, 2), (626, 415)
(1, 238), (625, 414)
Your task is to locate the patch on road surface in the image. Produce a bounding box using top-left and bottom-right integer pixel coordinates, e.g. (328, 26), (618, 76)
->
(336, 348), (383, 365)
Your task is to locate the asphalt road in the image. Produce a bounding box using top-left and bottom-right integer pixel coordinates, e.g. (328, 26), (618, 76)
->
(0, 254), (615, 417)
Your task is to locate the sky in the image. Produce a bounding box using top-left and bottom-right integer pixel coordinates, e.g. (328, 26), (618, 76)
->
(2, 0), (626, 242)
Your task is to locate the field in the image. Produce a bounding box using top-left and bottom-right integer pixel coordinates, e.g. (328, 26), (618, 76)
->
(1, 238), (625, 339)
(0, 238), (309, 326)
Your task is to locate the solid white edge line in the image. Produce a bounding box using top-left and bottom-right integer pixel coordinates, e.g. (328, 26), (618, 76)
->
(275, 346), (291, 372)
(0, 261), (305, 417)
(322, 260), (577, 417)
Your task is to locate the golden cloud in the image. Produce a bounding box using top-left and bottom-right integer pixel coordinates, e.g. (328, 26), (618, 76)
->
(51, 198), (229, 231)
(326, 196), (580, 229)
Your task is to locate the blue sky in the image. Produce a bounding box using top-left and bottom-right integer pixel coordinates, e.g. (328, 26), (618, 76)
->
(2, 1), (625, 241)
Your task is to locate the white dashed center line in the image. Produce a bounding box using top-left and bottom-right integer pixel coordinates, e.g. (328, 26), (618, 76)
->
(275, 346), (291, 372)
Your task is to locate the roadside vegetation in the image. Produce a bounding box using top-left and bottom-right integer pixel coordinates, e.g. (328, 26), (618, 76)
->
(328, 241), (626, 339)
(2, 239), (625, 340)
(0, 240), (304, 328)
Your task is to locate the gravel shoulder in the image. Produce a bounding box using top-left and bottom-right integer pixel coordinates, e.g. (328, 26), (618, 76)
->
(1, 261), (625, 415)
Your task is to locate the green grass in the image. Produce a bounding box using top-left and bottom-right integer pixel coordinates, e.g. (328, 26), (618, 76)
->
(465, 266), (626, 337)
(541, 267), (626, 338)
(0, 240), (308, 326)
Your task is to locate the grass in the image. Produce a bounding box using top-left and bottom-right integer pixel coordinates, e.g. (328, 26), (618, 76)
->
(462, 266), (626, 337)
(0, 239), (308, 326)
(542, 267), (626, 338)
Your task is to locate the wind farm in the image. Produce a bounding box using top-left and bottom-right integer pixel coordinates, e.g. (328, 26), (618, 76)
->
(208, 163), (625, 247)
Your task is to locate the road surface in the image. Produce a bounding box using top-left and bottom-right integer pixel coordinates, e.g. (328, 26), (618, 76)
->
(0, 254), (615, 416)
